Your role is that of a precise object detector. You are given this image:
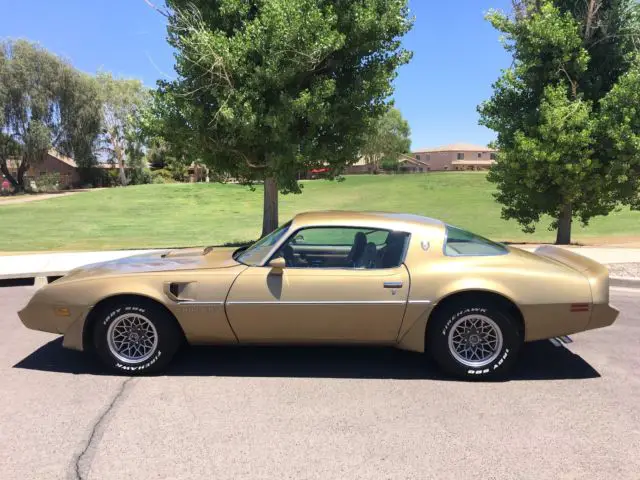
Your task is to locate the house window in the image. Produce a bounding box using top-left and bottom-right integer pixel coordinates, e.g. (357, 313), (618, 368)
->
(444, 166), (449, 170)
(457, 153), (464, 160)
(490, 153), (497, 160)
(477, 153), (482, 158)
(415, 154), (420, 160)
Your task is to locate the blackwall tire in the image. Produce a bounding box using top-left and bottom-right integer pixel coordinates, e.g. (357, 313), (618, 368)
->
(92, 299), (182, 375)
(427, 303), (522, 380)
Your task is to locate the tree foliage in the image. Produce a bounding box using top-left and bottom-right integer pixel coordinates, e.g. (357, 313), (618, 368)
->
(479, 0), (640, 244)
(141, 91), (195, 181)
(159, 0), (413, 234)
(361, 107), (411, 171)
(96, 72), (150, 186)
(0, 40), (101, 190)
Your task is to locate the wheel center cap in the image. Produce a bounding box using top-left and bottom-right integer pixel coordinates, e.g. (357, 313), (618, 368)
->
(129, 332), (140, 342)
(468, 334), (480, 345)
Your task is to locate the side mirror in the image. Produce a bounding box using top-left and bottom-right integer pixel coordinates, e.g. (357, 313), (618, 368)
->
(268, 257), (286, 274)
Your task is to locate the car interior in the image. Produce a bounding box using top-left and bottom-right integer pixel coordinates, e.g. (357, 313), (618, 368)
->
(275, 228), (409, 269)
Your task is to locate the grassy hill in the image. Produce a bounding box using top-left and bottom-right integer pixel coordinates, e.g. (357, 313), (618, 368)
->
(1, 172), (639, 251)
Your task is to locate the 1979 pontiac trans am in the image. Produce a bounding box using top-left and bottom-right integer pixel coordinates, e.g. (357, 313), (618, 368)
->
(19, 211), (618, 379)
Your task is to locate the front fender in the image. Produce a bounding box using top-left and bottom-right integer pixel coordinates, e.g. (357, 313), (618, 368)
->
(21, 267), (245, 351)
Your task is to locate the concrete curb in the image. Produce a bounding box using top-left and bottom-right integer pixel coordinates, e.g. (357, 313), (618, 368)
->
(0, 271), (67, 281)
(610, 276), (640, 289)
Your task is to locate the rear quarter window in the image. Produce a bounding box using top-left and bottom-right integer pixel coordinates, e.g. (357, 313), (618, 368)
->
(444, 225), (508, 257)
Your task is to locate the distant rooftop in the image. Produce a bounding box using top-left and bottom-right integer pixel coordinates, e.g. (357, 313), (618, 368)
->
(413, 143), (496, 153)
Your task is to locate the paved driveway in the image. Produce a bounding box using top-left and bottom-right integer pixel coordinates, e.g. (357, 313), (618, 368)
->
(1, 287), (639, 480)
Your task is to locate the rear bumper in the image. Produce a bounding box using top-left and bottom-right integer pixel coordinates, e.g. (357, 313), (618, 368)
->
(587, 303), (619, 331)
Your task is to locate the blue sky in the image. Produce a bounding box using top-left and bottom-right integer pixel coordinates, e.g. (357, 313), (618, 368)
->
(0, 0), (513, 149)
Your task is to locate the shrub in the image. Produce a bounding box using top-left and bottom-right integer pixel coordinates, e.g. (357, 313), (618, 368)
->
(129, 167), (152, 185)
(35, 172), (61, 192)
(151, 169), (176, 184)
(106, 169), (120, 187)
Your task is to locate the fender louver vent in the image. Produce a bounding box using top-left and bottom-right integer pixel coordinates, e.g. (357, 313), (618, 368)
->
(167, 282), (197, 302)
(169, 282), (180, 298)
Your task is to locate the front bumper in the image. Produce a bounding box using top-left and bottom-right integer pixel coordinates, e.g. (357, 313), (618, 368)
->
(18, 302), (89, 351)
(587, 303), (619, 331)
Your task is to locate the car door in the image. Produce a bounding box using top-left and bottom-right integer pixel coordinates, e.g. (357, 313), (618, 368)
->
(225, 226), (411, 343)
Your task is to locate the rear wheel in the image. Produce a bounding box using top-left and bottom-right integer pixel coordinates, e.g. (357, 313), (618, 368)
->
(92, 298), (183, 375)
(427, 302), (522, 379)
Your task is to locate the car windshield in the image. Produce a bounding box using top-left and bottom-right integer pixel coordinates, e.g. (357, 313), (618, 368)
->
(236, 221), (292, 266)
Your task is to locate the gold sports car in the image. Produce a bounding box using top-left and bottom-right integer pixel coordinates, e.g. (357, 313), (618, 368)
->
(19, 211), (619, 379)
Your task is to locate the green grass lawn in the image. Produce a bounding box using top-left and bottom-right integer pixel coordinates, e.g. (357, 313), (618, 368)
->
(1, 172), (639, 251)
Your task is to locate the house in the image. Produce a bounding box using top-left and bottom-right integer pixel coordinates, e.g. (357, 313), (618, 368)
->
(345, 153), (427, 175)
(3, 150), (81, 188)
(342, 143), (497, 175)
(412, 143), (497, 171)
(397, 153), (429, 173)
(345, 158), (375, 175)
(186, 162), (208, 182)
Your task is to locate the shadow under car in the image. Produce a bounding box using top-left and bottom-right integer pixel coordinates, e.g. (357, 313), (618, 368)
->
(13, 338), (601, 381)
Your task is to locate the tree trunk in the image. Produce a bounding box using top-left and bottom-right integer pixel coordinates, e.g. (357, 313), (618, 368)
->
(112, 138), (128, 186)
(0, 161), (18, 189)
(0, 158), (26, 191)
(555, 203), (572, 245)
(16, 160), (27, 190)
(118, 161), (128, 186)
(262, 176), (279, 237)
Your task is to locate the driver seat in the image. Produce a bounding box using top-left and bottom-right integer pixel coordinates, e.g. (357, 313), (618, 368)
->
(381, 231), (407, 268)
(346, 232), (367, 266)
(282, 245), (296, 267)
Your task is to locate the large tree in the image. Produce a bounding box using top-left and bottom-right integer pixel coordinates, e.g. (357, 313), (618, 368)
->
(0, 40), (101, 190)
(361, 107), (411, 172)
(96, 72), (150, 186)
(140, 90), (195, 181)
(159, 0), (413, 235)
(479, 0), (640, 244)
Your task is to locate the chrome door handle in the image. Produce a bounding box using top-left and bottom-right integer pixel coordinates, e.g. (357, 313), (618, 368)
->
(383, 281), (403, 289)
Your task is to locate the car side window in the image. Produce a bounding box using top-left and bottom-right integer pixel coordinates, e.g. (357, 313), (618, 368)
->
(444, 225), (508, 256)
(275, 227), (409, 269)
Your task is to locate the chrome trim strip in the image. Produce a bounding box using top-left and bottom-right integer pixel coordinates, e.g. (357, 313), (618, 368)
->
(175, 301), (224, 306)
(175, 299), (431, 306)
(226, 300), (406, 305)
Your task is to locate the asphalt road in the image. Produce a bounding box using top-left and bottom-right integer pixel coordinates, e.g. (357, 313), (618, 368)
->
(1, 287), (639, 480)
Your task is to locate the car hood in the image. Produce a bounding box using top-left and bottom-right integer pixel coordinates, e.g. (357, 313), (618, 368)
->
(61, 247), (240, 282)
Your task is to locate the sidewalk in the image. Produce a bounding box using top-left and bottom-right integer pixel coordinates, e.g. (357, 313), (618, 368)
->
(0, 249), (160, 280)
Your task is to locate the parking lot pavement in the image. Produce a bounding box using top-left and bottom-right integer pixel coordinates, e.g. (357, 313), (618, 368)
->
(1, 288), (639, 480)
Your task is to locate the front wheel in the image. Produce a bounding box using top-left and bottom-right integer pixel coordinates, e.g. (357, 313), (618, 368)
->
(92, 299), (183, 375)
(427, 303), (522, 379)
